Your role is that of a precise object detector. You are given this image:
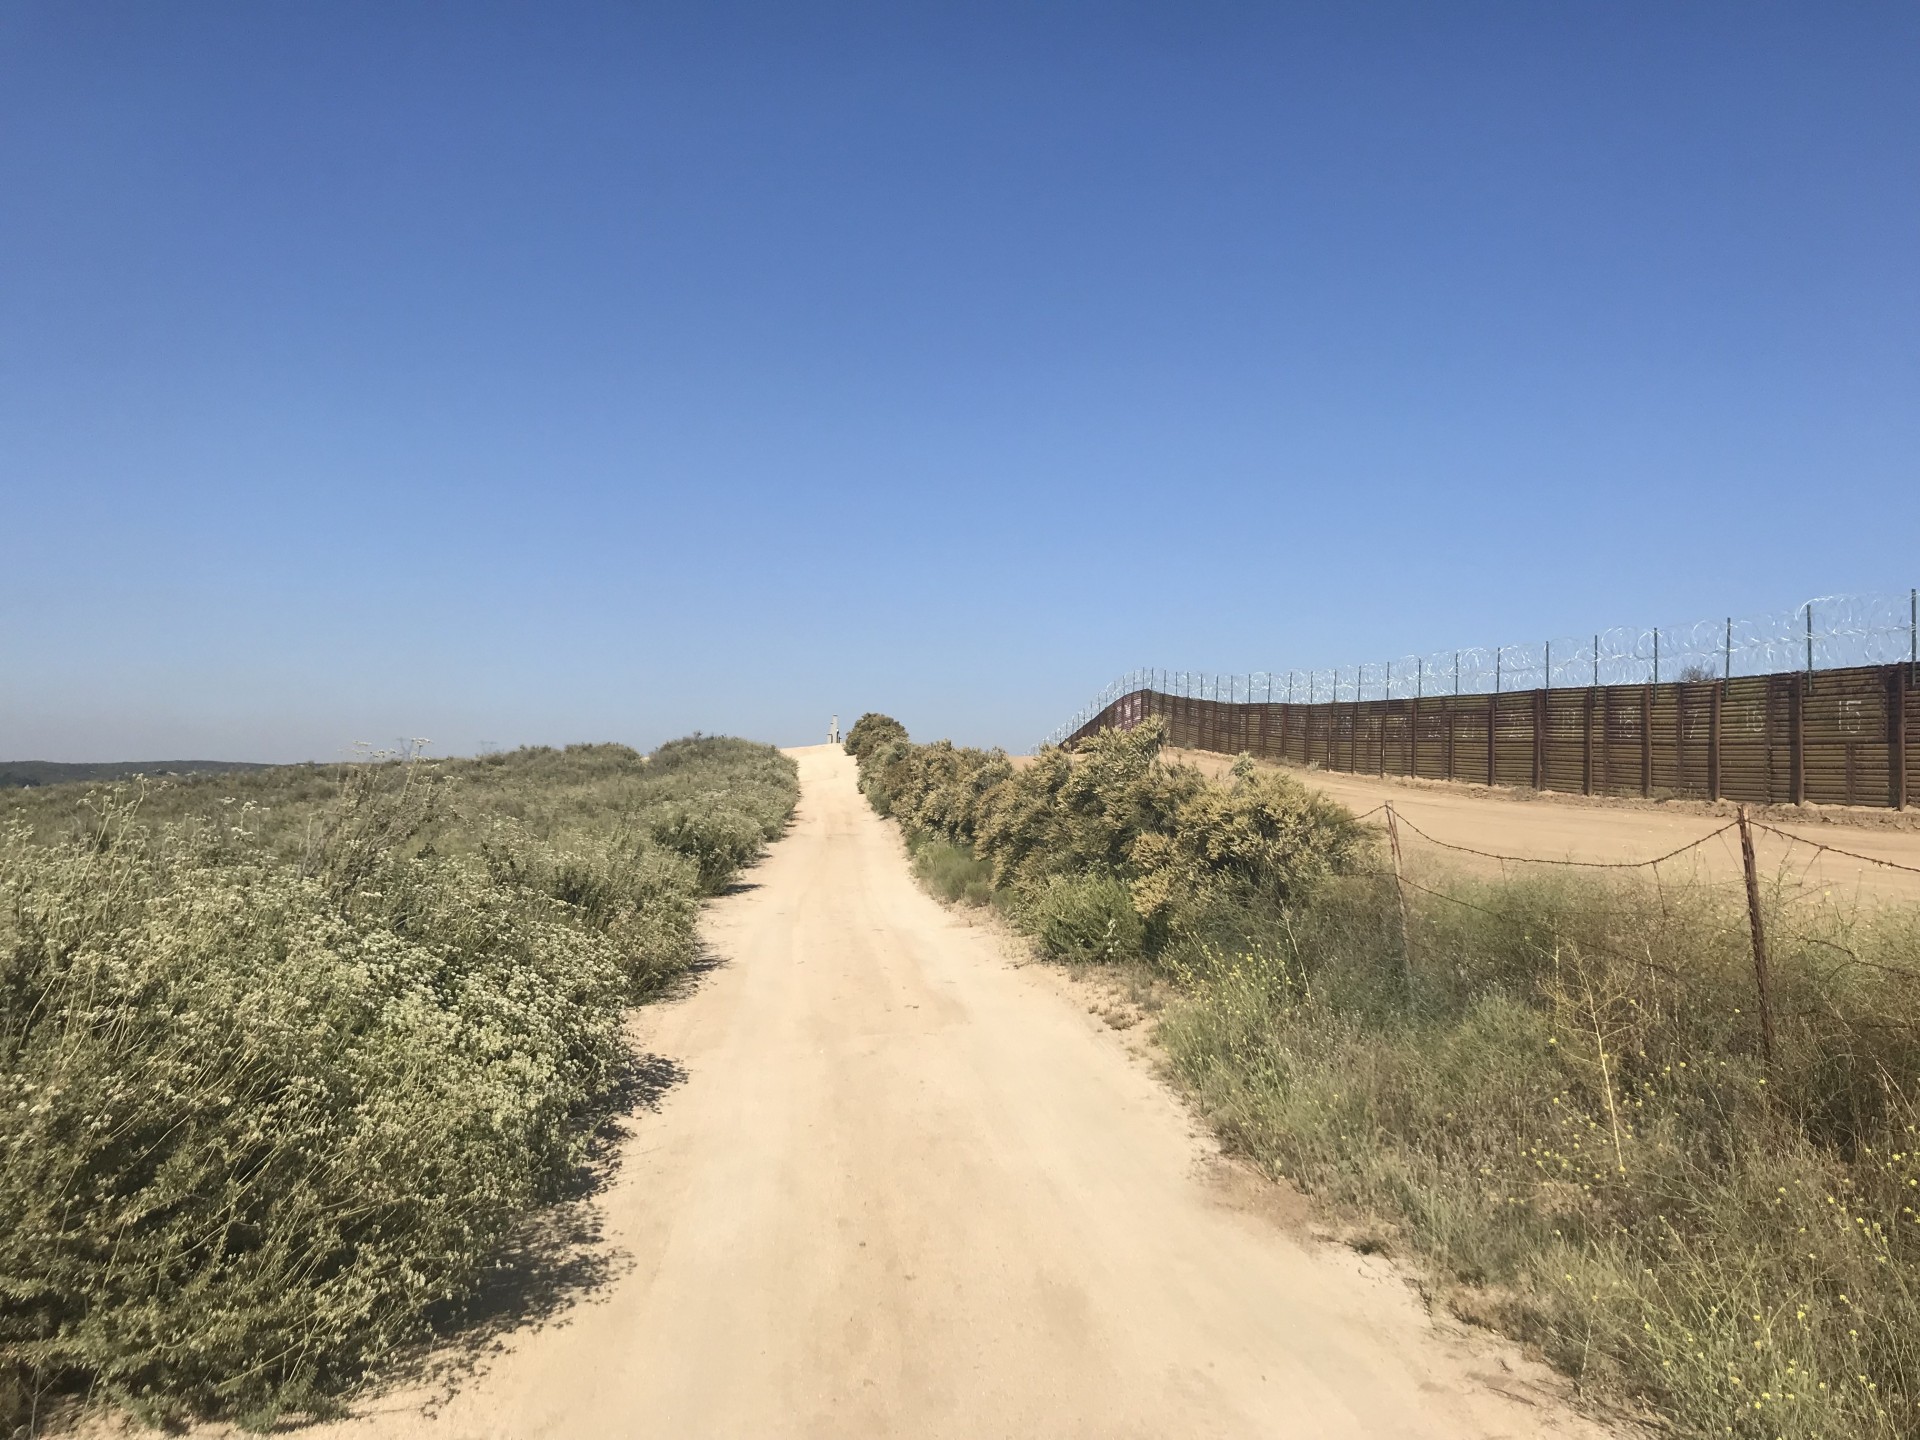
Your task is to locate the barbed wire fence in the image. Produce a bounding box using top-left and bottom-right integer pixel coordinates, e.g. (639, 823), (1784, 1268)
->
(1042, 588), (1920, 750)
(1340, 798), (1920, 1063)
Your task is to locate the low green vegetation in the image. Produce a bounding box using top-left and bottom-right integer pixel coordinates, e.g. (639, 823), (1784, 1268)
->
(906, 835), (995, 908)
(849, 713), (1920, 1440)
(1, 738), (796, 1434)
(0, 760), (271, 791)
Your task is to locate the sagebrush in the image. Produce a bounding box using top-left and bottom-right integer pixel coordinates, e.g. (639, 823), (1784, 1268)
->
(0, 738), (796, 1433)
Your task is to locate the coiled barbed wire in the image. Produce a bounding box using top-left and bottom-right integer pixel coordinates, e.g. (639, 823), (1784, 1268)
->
(1040, 589), (1920, 749)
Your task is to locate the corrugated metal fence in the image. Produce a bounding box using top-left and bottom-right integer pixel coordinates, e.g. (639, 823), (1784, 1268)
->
(1065, 662), (1917, 809)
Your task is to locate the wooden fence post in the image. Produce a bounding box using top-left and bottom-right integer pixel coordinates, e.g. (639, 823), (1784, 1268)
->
(1736, 807), (1778, 1068)
(1386, 804), (1414, 986)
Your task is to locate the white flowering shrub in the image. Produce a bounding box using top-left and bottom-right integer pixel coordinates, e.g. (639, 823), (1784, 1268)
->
(0, 737), (796, 1430)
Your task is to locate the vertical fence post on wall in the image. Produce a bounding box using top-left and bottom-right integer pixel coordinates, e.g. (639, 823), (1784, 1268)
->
(1495, 648), (1501, 693)
(1593, 634), (1600, 686)
(1583, 685), (1596, 795)
(1891, 663), (1907, 811)
(1641, 683), (1653, 797)
(1486, 689), (1498, 786)
(1454, 652), (1460, 695)
(1709, 679), (1723, 802)
(1533, 683), (1546, 791)
(1725, 618), (1733, 681)
(1416, 658), (1424, 698)
(1653, 629), (1660, 685)
(1382, 663), (1392, 776)
(1790, 673), (1806, 804)
(1806, 603), (1815, 677)
(1736, 807), (1778, 1069)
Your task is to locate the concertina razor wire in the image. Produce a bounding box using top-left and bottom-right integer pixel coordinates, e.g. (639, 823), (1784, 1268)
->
(1040, 588), (1920, 750)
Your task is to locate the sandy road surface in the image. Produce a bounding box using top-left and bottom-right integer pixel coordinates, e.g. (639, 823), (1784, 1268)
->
(302, 744), (1611, 1440)
(1165, 749), (1920, 906)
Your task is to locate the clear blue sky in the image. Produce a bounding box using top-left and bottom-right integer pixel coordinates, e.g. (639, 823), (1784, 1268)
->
(3, 2), (1915, 760)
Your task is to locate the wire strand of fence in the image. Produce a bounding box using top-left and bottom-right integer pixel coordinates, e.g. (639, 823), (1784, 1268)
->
(1356, 822), (1920, 987)
(1749, 822), (1920, 878)
(1381, 810), (1741, 870)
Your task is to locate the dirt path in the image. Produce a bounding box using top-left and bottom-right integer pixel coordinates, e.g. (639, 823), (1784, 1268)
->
(305, 744), (1611, 1440)
(1166, 748), (1920, 906)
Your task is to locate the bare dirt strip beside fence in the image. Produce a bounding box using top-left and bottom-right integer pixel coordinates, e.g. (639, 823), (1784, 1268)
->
(1071, 664), (1918, 811)
(1166, 746), (1920, 907)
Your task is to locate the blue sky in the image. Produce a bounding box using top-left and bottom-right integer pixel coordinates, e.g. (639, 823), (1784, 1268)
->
(2, 2), (1915, 759)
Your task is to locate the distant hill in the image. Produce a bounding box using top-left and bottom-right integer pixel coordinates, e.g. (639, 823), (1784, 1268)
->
(0, 760), (275, 789)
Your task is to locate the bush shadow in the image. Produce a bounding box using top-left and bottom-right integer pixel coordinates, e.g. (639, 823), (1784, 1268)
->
(353, 1050), (690, 1423)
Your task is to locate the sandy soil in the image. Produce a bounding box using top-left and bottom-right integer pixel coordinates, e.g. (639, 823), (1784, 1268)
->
(286, 744), (1614, 1440)
(1162, 749), (1920, 907)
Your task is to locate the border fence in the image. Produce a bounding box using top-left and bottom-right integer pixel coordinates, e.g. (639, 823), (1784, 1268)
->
(1048, 590), (1920, 811)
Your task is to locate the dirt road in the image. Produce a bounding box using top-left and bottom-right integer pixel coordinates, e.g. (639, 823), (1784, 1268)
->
(310, 745), (1608, 1440)
(1166, 748), (1920, 906)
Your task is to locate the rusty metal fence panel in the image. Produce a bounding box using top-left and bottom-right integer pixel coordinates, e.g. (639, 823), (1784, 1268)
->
(1059, 660), (1918, 811)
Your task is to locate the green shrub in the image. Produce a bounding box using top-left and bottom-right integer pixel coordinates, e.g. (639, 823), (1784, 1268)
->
(479, 823), (701, 994)
(647, 804), (765, 894)
(847, 716), (1364, 954)
(0, 788), (628, 1428)
(0, 735), (798, 1432)
(844, 713), (907, 765)
(1026, 874), (1146, 963)
(909, 836), (994, 906)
